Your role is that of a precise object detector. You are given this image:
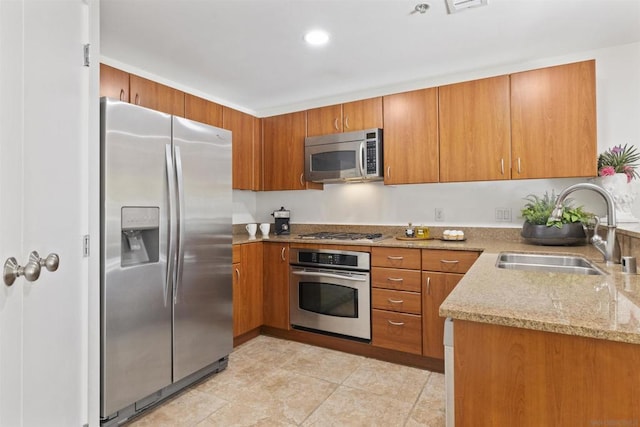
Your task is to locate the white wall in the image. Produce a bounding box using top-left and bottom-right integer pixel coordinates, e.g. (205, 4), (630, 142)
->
(232, 41), (640, 227)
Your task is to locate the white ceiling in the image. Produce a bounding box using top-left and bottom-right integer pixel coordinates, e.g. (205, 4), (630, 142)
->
(100, 0), (640, 117)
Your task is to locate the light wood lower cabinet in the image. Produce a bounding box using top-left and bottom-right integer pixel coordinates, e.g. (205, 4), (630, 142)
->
(454, 320), (640, 426)
(371, 247), (422, 355)
(233, 243), (263, 338)
(372, 309), (422, 355)
(422, 249), (480, 359)
(262, 242), (290, 329)
(372, 288), (421, 314)
(422, 271), (461, 359)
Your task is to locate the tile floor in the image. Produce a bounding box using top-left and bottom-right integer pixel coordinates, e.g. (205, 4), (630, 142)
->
(128, 335), (446, 426)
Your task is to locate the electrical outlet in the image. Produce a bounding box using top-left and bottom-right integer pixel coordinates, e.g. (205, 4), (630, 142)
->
(435, 208), (444, 222)
(495, 208), (512, 222)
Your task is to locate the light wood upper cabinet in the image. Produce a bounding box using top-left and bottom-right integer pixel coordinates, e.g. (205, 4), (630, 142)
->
(510, 60), (597, 179)
(439, 75), (511, 182)
(184, 94), (223, 127)
(342, 97), (383, 132)
(100, 63), (129, 102)
(306, 97), (383, 137)
(263, 111), (321, 191)
(129, 74), (185, 117)
(223, 107), (262, 190)
(306, 104), (343, 136)
(383, 88), (439, 184)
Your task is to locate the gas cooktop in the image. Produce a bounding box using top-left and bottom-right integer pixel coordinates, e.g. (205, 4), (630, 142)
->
(297, 231), (385, 242)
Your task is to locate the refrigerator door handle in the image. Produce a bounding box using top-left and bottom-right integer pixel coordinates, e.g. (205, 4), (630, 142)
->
(165, 144), (177, 306)
(174, 145), (186, 303)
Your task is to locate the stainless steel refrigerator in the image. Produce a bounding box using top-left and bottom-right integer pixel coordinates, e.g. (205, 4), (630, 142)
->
(99, 98), (232, 425)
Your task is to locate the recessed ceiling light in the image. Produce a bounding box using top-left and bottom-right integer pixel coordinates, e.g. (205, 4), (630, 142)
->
(304, 30), (330, 46)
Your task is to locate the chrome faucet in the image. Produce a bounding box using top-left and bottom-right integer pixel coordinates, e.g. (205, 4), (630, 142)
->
(549, 183), (620, 265)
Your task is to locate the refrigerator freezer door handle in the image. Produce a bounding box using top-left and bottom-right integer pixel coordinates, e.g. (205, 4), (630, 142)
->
(174, 145), (186, 303)
(165, 144), (177, 306)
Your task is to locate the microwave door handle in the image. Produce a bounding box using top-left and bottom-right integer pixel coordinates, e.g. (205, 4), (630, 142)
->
(291, 270), (367, 282)
(359, 141), (366, 178)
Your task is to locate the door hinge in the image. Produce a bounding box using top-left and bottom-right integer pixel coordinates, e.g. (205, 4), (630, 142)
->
(83, 43), (90, 67)
(83, 235), (90, 257)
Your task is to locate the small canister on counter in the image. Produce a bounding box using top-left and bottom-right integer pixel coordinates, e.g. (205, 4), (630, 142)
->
(416, 226), (430, 239)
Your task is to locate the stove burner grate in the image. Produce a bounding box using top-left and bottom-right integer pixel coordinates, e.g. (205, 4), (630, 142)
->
(298, 232), (384, 241)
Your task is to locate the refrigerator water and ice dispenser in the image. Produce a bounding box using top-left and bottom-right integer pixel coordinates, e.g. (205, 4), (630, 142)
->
(121, 206), (160, 267)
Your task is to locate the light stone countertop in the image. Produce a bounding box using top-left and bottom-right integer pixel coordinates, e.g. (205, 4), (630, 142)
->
(233, 225), (640, 345)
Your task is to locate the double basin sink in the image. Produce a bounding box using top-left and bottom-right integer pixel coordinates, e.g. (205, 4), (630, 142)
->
(496, 252), (606, 276)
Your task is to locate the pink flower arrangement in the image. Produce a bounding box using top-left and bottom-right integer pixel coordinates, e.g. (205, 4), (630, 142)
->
(597, 144), (639, 183)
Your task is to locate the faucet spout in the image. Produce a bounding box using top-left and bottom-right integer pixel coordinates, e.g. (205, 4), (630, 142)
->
(552, 183), (619, 265)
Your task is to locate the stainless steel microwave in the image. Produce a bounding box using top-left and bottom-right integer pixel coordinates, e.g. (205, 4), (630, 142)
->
(304, 128), (383, 183)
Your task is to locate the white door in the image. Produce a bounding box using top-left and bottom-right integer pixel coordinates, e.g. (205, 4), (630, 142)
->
(0, 1), (95, 425)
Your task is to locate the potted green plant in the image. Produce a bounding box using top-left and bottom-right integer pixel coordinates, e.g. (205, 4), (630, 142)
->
(520, 191), (594, 245)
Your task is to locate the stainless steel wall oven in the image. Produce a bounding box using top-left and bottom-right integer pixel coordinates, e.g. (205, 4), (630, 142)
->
(289, 248), (371, 341)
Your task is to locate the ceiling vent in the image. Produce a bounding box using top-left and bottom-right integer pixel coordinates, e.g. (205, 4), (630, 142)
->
(445, 0), (488, 14)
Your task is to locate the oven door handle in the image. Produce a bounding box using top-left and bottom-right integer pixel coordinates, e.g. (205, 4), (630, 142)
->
(291, 270), (368, 282)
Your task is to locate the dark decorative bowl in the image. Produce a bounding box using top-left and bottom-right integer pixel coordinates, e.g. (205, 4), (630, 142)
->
(521, 222), (587, 246)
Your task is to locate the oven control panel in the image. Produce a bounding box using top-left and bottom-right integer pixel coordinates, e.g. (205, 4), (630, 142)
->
(290, 248), (370, 271)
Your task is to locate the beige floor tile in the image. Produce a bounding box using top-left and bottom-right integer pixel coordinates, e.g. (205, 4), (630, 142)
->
(302, 385), (413, 426)
(127, 388), (228, 427)
(232, 368), (338, 425)
(196, 401), (297, 427)
(126, 336), (446, 427)
(342, 357), (430, 403)
(405, 373), (446, 427)
(285, 344), (365, 384)
(232, 335), (312, 367)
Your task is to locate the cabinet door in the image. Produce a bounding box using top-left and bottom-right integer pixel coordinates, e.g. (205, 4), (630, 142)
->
(383, 88), (439, 184)
(129, 74), (185, 116)
(263, 111), (316, 190)
(263, 243), (290, 329)
(439, 76), (511, 182)
(224, 107), (260, 190)
(233, 243), (264, 337)
(306, 104), (342, 136)
(100, 63), (129, 102)
(185, 94), (222, 127)
(511, 60), (596, 179)
(422, 271), (461, 359)
(342, 97), (383, 132)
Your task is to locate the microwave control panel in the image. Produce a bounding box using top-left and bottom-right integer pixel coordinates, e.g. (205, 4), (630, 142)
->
(365, 130), (381, 176)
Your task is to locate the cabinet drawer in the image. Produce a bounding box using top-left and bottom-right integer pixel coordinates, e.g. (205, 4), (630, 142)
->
(372, 309), (422, 355)
(371, 267), (421, 292)
(422, 249), (479, 273)
(372, 288), (421, 314)
(372, 247), (421, 269)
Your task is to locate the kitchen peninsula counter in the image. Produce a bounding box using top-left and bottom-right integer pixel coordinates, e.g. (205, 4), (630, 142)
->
(233, 226), (640, 345)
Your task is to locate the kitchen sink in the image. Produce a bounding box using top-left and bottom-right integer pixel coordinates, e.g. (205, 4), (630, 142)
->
(496, 252), (607, 275)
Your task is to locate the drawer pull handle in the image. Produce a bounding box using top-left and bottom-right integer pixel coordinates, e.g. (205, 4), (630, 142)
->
(387, 256), (404, 260)
(387, 298), (404, 304)
(426, 276), (431, 294)
(387, 277), (404, 282)
(387, 320), (405, 326)
(440, 259), (459, 264)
